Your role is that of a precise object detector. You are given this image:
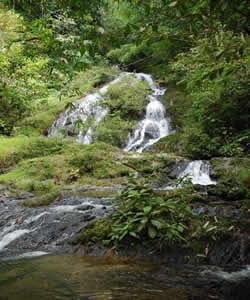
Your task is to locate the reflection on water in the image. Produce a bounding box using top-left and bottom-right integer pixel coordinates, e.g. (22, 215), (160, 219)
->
(0, 255), (189, 300)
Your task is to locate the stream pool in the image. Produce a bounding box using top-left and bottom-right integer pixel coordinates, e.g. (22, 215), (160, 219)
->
(0, 254), (214, 300)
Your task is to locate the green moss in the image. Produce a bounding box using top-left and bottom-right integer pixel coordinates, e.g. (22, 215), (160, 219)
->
(94, 116), (136, 147)
(0, 154), (72, 193)
(22, 191), (60, 207)
(162, 83), (191, 131)
(123, 152), (177, 182)
(75, 218), (113, 245)
(13, 65), (120, 137)
(68, 142), (131, 179)
(152, 133), (183, 155)
(93, 75), (150, 147)
(0, 141), (133, 196)
(104, 76), (150, 119)
(211, 157), (250, 200)
(76, 189), (117, 198)
(0, 136), (69, 173)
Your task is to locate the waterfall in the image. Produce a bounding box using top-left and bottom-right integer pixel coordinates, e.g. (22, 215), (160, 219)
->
(179, 160), (216, 186)
(124, 73), (172, 152)
(162, 160), (216, 190)
(48, 73), (128, 143)
(48, 72), (172, 151)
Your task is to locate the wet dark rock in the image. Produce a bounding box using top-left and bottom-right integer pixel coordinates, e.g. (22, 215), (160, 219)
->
(192, 205), (244, 219)
(0, 194), (114, 259)
(169, 161), (189, 179)
(16, 191), (34, 200)
(208, 234), (250, 266)
(221, 278), (250, 300)
(82, 214), (96, 222)
(77, 205), (95, 211)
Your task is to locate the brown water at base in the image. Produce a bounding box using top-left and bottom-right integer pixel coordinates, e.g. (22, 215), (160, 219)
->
(0, 255), (193, 300)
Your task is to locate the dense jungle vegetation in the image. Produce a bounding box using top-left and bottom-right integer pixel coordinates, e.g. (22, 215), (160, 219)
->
(0, 0), (249, 158)
(0, 0), (250, 250)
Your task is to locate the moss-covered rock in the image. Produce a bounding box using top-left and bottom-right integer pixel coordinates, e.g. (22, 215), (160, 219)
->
(0, 139), (148, 204)
(13, 65), (120, 137)
(94, 75), (150, 147)
(151, 133), (183, 155)
(211, 157), (250, 201)
(0, 136), (69, 173)
(162, 84), (191, 131)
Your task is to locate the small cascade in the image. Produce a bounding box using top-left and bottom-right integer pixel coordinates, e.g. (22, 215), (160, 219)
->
(0, 196), (114, 259)
(162, 160), (216, 190)
(0, 230), (30, 251)
(179, 160), (216, 186)
(48, 73), (128, 143)
(124, 74), (172, 152)
(204, 265), (250, 281)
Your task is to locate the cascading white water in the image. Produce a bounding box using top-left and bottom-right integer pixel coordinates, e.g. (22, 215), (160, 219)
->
(179, 160), (216, 186)
(48, 72), (172, 151)
(204, 265), (250, 281)
(162, 160), (216, 190)
(0, 230), (30, 251)
(0, 196), (114, 258)
(124, 73), (172, 152)
(48, 73), (128, 143)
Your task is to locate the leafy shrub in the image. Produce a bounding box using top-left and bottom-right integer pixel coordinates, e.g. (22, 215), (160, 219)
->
(107, 175), (192, 244)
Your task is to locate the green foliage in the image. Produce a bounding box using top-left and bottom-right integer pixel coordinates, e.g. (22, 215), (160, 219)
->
(0, 136), (68, 173)
(93, 76), (149, 146)
(211, 157), (250, 201)
(68, 142), (131, 179)
(104, 76), (150, 119)
(107, 175), (192, 244)
(0, 8), (51, 134)
(77, 176), (237, 247)
(172, 29), (250, 157)
(22, 190), (60, 207)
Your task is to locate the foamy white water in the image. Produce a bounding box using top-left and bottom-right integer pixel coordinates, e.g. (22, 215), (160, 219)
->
(204, 265), (250, 281)
(48, 72), (172, 151)
(124, 73), (172, 152)
(0, 229), (30, 251)
(48, 73), (128, 143)
(24, 212), (49, 224)
(179, 160), (216, 185)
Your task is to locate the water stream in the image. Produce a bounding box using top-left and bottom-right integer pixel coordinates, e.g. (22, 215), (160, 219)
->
(1, 254), (249, 300)
(48, 73), (128, 144)
(48, 72), (172, 152)
(162, 160), (216, 190)
(178, 160), (216, 186)
(123, 73), (172, 152)
(0, 195), (114, 259)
